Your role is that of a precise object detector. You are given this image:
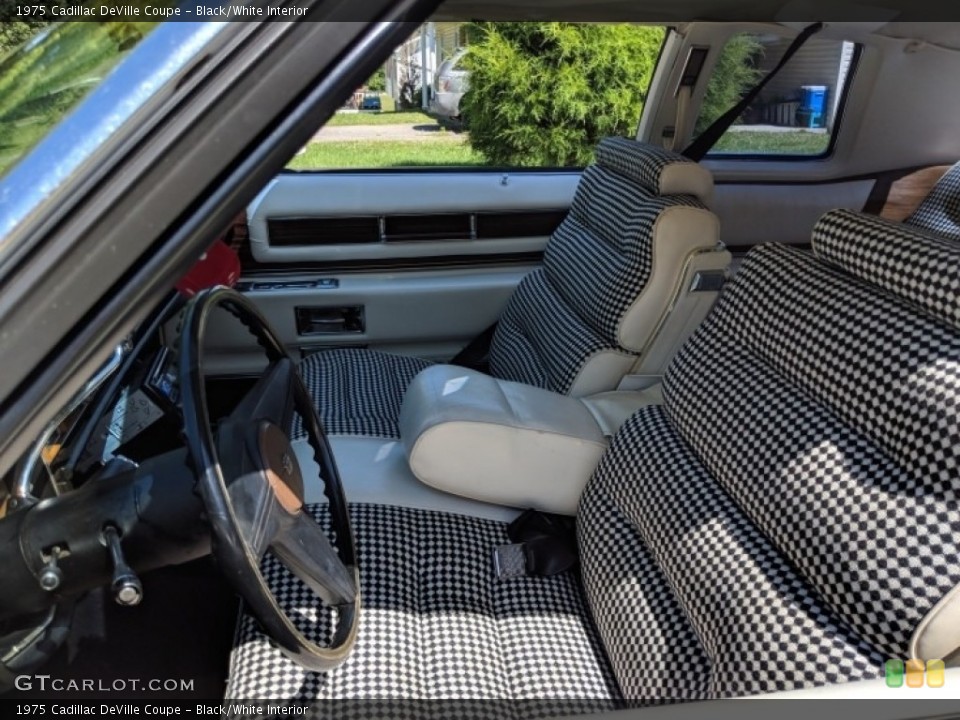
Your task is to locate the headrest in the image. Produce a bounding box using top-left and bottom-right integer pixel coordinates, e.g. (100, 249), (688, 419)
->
(812, 208), (960, 328)
(594, 137), (713, 205)
(904, 162), (960, 239)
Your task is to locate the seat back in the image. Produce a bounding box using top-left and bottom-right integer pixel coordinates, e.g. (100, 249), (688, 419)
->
(904, 161), (960, 238)
(488, 138), (725, 396)
(578, 208), (960, 701)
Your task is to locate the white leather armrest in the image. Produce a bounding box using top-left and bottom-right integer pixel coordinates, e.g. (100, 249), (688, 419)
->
(399, 365), (608, 515)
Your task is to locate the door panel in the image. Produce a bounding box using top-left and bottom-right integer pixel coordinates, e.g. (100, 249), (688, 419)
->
(713, 180), (875, 249)
(204, 267), (532, 375)
(203, 171), (580, 375)
(205, 158), (952, 377)
(247, 172), (580, 263)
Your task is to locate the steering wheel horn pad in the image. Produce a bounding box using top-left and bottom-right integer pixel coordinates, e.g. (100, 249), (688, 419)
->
(255, 422), (304, 515)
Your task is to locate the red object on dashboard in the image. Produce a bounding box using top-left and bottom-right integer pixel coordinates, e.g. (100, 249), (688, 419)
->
(175, 240), (241, 297)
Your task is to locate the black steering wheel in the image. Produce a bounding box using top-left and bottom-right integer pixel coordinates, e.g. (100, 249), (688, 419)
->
(178, 286), (359, 671)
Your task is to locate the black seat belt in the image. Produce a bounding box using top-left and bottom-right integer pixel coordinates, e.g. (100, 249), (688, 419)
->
(493, 509), (578, 578)
(682, 22), (824, 162)
(450, 321), (498, 372)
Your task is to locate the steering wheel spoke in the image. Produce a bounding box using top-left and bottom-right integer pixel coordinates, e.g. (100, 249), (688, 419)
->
(228, 357), (298, 433)
(272, 511), (356, 606)
(226, 471), (283, 560)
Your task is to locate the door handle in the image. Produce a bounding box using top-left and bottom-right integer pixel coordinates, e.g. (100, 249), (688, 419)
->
(295, 306), (364, 335)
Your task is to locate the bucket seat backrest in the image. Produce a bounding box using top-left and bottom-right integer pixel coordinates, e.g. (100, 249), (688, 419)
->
(904, 161), (960, 238)
(489, 138), (721, 396)
(578, 208), (960, 700)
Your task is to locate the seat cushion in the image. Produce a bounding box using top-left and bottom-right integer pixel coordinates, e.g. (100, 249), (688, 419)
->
(227, 504), (620, 715)
(812, 208), (960, 328)
(488, 139), (717, 396)
(295, 349), (432, 439)
(593, 137), (713, 203)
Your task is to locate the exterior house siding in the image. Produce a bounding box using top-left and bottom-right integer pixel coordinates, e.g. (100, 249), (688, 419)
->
(757, 38), (856, 128)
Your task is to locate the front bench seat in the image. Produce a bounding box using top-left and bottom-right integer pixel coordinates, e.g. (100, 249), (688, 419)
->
(229, 210), (960, 707)
(295, 138), (722, 439)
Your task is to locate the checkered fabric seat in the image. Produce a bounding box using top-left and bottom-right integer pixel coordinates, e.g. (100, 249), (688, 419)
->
(229, 209), (960, 707)
(296, 138), (719, 439)
(904, 161), (960, 238)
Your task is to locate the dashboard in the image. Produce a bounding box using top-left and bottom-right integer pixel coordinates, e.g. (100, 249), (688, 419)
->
(75, 346), (182, 477)
(3, 293), (186, 519)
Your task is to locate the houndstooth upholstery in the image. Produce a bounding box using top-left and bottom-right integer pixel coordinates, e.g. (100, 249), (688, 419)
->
(904, 162), (960, 238)
(580, 215), (960, 698)
(299, 138), (711, 437)
(488, 268), (632, 393)
(580, 407), (884, 700)
(488, 144), (707, 392)
(293, 349), (431, 439)
(227, 503), (620, 714)
(813, 208), (960, 327)
(231, 210), (959, 704)
(593, 137), (704, 194)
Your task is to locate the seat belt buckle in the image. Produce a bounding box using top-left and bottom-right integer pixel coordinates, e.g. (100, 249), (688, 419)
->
(492, 543), (528, 580)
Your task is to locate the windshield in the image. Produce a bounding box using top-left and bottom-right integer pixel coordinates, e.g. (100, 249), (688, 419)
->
(0, 21), (157, 178)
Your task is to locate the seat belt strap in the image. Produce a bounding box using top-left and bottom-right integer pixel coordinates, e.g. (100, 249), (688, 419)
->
(682, 22), (824, 162)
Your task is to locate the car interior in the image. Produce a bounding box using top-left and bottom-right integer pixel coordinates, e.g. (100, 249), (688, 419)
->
(0, 4), (959, 715)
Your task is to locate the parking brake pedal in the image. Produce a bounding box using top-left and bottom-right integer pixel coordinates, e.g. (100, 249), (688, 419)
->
(102, 525), (143, 606)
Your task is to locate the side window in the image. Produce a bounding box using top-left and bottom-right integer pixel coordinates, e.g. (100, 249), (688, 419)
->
(695, 33), (859, 157)
(289, 22), (666, 171)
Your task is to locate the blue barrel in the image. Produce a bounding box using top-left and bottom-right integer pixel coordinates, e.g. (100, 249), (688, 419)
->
(799, 85), (827, 127)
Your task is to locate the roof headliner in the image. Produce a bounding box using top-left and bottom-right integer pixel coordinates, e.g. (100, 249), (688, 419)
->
(431, 1), (960, 47)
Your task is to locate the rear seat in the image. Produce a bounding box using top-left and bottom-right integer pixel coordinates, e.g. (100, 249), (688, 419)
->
(903, 162), (960, 237)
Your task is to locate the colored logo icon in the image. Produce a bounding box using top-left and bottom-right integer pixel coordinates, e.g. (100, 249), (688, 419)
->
(906, 659), (924, 688)
(927, 659), (945, 688)
(885, 659), (903, 688)
(885, 658), (945, 688)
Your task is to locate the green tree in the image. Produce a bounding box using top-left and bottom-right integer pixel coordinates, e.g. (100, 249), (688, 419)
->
(0, 0), (82, 57)
(0, 21), (156, 175)
(0, 21), (50, 57)
(694, 34), (764, 136)
(365, 66), (387, 92)
(460, 23), (665, 167)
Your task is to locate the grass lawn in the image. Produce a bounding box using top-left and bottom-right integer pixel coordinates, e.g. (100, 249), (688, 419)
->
(288, 140), (485, 170)
(325, 110), (436, 127)
(712, 130), (830, 155)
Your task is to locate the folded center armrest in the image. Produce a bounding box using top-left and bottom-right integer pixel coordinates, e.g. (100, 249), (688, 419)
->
(399, 365), (609, 515)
